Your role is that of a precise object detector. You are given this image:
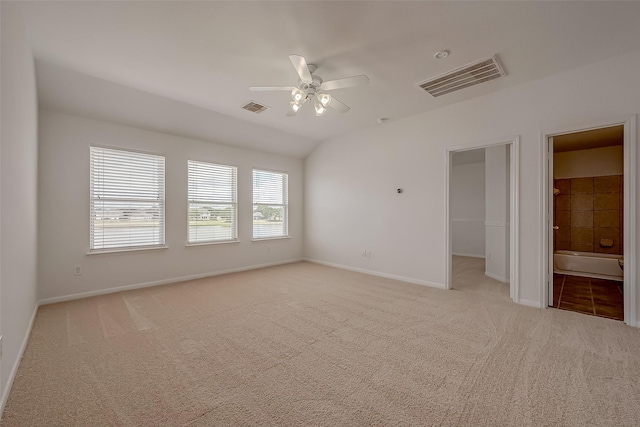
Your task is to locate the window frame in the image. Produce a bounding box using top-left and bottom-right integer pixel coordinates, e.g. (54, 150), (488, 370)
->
(187, 159), (239, 245)
(252, 168), (289, 240)
(89, 145), (166, 253)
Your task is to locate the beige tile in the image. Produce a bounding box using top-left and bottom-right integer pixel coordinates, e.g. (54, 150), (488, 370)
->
(594, 175), (620, 193)
(571, 194), (593, 211)
(556, 227), (570, 242)
(571, 177), (593, 194)
(594, 193), (619, 210)
(593, 227), (620, 254)
(571, 227), (593, 244)
(594, 210), (619, 228)
(571, 211), (593, 227)
(555, 195), (571, 210)
(570, 242), (593, 252)
(555, 210), (571, 227)
(594, 244), (621, 254)
(554, 179), (571, 195)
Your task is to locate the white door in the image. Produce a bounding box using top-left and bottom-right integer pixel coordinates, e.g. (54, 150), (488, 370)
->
(547, 137), (555, 306)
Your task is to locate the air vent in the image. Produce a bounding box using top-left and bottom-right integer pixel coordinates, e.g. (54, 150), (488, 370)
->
(241, 101), (270, 114)
(418, 55), (505, 97)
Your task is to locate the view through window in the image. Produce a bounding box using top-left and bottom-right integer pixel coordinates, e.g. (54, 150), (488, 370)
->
(188, 160), (238, 243)
(90, 146), (165, 251)
(253, 169), (288, 239)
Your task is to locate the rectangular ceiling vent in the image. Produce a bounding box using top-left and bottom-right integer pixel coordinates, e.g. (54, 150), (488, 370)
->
(418, 55), (505, 97)
(241, 100), (270, 114)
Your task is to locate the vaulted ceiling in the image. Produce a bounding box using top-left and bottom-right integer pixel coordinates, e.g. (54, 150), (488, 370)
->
(19, 1), (640, 157)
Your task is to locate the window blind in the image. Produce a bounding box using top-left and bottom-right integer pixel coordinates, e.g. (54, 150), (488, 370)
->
(90, 146), (165, 251)
(188, 160), (238, 243)
(253, 169), (288, 239)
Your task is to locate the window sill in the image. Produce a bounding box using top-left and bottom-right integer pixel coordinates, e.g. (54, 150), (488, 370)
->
(87, 246), (169, 255)
(252, 236), (290, 242)
(186, 240), (240, 247)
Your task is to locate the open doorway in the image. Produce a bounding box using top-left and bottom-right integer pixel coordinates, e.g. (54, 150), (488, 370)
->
(445, 138), (520, 303)
(542, 117), (637, 326)
(550, 127), (624, 320)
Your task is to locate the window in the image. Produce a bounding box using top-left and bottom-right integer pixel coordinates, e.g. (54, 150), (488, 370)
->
(253, 169), (288, 239)
(90, 146), (165, 251)
(188, 160), (237, 243)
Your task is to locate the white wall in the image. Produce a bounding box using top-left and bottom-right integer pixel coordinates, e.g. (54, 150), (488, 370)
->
(305, 48), (640, 315)
(451, 160), (485, 258)
(484, 145), (510, 283)
(554, 145), (623, 179)
(38, 111), (304, 301)
(0, 3), (39, 412)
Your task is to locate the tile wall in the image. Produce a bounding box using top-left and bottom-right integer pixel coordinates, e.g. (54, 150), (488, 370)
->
(554, 175), (623, 254)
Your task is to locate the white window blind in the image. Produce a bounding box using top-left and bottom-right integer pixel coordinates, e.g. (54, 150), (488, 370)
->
(253, 169), (288, 239)
(90, 146), (165, 251)
(188, 160), (238, 243)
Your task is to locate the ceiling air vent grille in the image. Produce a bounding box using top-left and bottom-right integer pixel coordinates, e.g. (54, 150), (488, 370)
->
(418, 55), (505, 97)
(241, 100), (270, 114)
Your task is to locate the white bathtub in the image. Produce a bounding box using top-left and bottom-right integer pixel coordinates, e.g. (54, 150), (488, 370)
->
(554, 250), (623, 281)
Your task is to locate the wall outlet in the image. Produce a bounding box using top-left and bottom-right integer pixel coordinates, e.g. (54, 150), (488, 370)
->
(362, 250), (367, 257)
(366, 250), (372, 258)
(74, 265), (82, 276)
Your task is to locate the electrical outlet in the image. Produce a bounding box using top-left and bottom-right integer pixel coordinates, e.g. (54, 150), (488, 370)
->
(362, 250), (367, 257)
(74, 265), (82, 276)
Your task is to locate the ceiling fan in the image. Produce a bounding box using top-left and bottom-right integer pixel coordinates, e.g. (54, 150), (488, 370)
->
(250, 55), (369, 116)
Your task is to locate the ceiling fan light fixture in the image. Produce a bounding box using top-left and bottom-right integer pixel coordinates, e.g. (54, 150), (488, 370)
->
(290, 100), (302, 112)
(314, 101), (327, 116)
(317, 93), (331, 107)
(291, 87), (304, 102)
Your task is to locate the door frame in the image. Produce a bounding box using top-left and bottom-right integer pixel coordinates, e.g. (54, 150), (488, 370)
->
(540, 116), (637, 327)
(444, 136), (520, 303)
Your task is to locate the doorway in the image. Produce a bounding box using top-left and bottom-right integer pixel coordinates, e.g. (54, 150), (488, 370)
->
(542, 117), (637, 326)
(445, 138), (520, 303)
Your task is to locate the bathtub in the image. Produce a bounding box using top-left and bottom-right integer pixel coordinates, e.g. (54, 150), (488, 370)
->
(554, 250), (623, 281)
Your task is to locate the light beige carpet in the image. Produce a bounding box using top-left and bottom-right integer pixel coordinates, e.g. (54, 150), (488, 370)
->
(3, 260), (640, 426)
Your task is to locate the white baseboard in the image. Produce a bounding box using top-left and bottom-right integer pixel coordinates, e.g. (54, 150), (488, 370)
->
(518, 298), (542, 308)
(485, 271), (509, 283)
(1, 303), (39, 418)
(452, 252), (485, 259)
(304, 258), (446, 289)
(39, 258), (303, 305)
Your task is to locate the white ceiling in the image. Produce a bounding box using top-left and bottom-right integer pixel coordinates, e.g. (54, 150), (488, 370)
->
(18, 1), (640, 158)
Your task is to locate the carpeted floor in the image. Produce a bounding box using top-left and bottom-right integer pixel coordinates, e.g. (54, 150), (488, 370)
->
(3, 259), (640, 426)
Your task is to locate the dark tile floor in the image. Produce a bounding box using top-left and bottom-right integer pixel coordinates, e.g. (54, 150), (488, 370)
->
(552, 274), (624, 321)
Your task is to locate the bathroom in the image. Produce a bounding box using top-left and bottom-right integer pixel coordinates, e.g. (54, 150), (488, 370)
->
(551, 126), (624, 320)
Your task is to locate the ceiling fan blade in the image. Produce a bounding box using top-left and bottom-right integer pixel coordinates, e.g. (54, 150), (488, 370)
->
(328, 97), (350, 113)
(321, 75), (370, 91)
(249, 86), (296, 91)
(289, 54), (313, 84)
